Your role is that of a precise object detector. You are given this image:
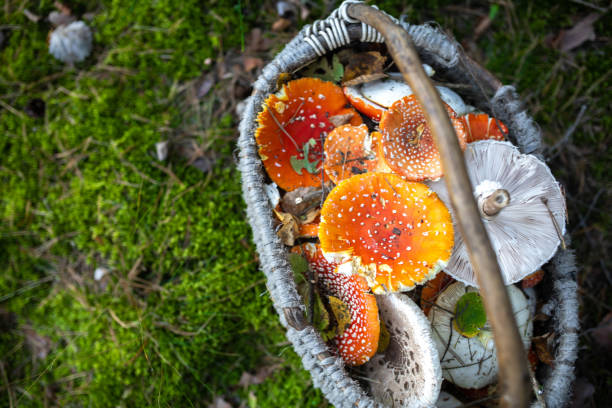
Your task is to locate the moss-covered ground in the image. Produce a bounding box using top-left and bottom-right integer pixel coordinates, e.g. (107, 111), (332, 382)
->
(1, 0), (610, 406)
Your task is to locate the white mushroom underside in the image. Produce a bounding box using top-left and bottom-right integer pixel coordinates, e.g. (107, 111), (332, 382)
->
(428, 141), (567, 286)
(428, 282), (533, 389)
(365, 293), (442, 407)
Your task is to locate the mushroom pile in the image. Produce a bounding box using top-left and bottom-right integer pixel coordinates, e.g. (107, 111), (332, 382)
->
(253, 49), (566, 406)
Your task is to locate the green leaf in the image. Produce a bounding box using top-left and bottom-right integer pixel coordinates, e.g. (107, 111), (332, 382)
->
(289, 253), (309, 277)
(301, 54), (345, 83)
(489, 4), (500, 20)
(453, 292), (487, 338)
(289, 138), (320, 175)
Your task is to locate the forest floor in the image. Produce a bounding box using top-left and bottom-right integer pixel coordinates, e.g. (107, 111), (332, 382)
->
(0, 0), (610, 407)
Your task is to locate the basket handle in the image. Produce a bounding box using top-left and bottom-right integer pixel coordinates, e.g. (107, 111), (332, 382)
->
(346, 4), (530, 407)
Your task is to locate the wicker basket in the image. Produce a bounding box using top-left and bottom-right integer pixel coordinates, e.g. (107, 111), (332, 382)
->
(237, 2), (578, 406)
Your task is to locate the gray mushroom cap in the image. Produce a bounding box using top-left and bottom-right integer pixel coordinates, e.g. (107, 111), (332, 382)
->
(428, 140), (567, 286)
(428, 282), (533, 389)
(365, 293), (442, 407)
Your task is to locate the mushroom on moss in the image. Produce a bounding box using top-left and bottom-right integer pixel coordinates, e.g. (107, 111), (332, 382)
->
(428, 140), (567, 286)
(318, 172), (454, 293)
(427, 282), (533, 389)
(379, 95), (468, 182)
(255, 77), (360, 191)
(291, 243), (380, 365)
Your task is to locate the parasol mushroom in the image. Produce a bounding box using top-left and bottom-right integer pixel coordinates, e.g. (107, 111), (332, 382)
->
(318, 172), (454, 293)
(255, 77), (360, 191)
(379, 95), (468, 182)
(323, 124), (380, 183)
(428, 282), (533, 389)
(428, 140), (567, 286)
(291, 243), (380, 365)
(462, 113), (508, 143)
(364, 293), (442, 407)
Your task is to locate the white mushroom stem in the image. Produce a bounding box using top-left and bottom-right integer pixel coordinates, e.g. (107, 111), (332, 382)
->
(480, 188), (510, 217)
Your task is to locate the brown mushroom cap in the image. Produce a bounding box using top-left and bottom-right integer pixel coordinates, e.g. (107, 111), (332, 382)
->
(379, 95), (467, 181)
(255, 78), (350, 191)
(319, 172), (454, 293)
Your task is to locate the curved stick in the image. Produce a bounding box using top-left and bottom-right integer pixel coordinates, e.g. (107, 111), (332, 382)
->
(346, 4), (529, 407)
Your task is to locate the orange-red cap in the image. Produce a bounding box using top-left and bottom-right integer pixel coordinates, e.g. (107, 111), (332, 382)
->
(463, 113), (508, 143)
(379, 95), (467, 181)
(324, 124), (380, 184)
(256, 78), (349, 191)
(319, 172), (454, 293)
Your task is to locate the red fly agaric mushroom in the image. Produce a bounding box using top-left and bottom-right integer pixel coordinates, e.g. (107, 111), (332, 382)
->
(463, 113), (508, 143)
(379, 95), (468, 182)
(256, 77), (356, 191)
(323, 124), (380, 184)
(292, 243), (380, 365)
(319, 172), (454, 293)
(428, 140), (567, 286)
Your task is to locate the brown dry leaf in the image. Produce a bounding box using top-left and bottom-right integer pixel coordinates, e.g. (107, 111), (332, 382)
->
(22, 324), (53, 361)
(299, 207), (320, 225)
(328, 112), (355, 128)
(341, 51), (387, 86)
(553, 13), (601, 52)
(532, 332), (555, 365)
(272, 17), (292, 32)
(238, 364), (281, 387)
(280, 186), (323, 217)
(590, 311), (612, 351)
(245, 28), (274, 54)
(242, 56), (263, 73)
(209, 397), (233, 408)
(274, 209), (299, 246)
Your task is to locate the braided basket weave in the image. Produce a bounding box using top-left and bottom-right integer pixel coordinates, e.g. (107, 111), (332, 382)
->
(237, 2), (578, 406)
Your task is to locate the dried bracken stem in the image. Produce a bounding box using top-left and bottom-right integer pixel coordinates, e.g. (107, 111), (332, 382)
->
(347, 4), (529, 407)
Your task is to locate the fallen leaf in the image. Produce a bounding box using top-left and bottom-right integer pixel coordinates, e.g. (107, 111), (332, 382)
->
(197, 75), (215, 98)
(238, 364), (281, 387)
(276, 1), (298, 19)
(48, 10), (75, 26)
(341, 51), (387, 86)
(272, 17), (292, 32)
(209, 397), (232, 408)
(22, 324), (53, 361)
(532, 332), (555, 365)
(590, 311), (612, 351)
(280, 186), (323, 216)
(301, 54), (344, 83)
(328, 112), (355, 128)
(155, 141), (168, 161)
(23, 9), (41, 22)
(299, 207), (320, 225)
(553, 13), (601, 52)
(242, 56), (263, 72)
(274, 209), (299, 246)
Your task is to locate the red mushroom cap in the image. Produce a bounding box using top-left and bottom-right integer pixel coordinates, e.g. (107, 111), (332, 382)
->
(256, 78), (350, 191)
(319, 172), (454, 293)
(343, 85), (386, 122)
(292, 243), (380, 365)
(463, 113), (508, 143)
(379, 95), (467, 181)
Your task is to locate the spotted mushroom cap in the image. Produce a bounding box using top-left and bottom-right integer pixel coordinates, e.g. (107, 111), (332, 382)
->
(323, 124), (380, 184)
(379, 95), (468, 182)
(427, 141), (567, 286)
(428, 281), (533, 389)
(463, 113), (508, 143)
(318, 172), (454, 294)
(291, 243), (380, 366)
(255, 77), (350, 191)
(365, 293), (442, 407)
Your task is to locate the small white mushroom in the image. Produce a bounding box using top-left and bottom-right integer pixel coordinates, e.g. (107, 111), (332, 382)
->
(48, 21), (92, 63)
(365, 293), (442, 407)
(428, 141), (567, 286)
(428, 282), (533, 389)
